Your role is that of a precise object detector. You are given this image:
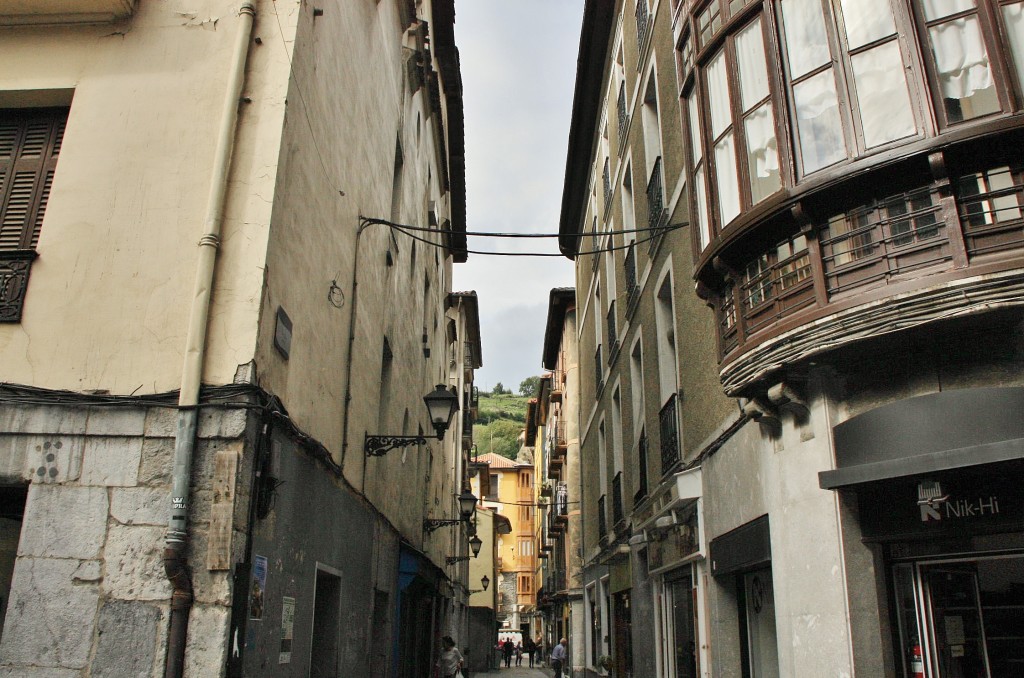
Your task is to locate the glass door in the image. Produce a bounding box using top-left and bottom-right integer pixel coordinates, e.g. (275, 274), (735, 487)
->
(744, 569), (780, 678)
(893, 555), (1024, 677)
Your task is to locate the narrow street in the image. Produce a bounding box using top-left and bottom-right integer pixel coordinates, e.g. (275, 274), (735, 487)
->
(471, 667), (553, 678)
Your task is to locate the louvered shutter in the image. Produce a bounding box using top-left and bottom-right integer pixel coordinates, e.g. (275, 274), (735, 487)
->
(0, 108), (66, 251)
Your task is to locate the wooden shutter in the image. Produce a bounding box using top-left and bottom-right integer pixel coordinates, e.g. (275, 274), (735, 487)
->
(0, 108), (66, 251)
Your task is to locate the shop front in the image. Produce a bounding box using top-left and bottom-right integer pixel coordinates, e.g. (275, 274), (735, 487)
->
(821, 387), (1024, 678)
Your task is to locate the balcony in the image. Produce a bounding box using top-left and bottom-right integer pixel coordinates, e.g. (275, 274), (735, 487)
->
(634, 432), (649, 505)
(617, 83), (629, 146)
(606, 301), (619, 364)
(612, 472), (624, 527)
(701, 153), (1024, 396)
(603, 158), (612, 213)
(635, 0), (651, 52)
(624, 243), (639, 315)
(550, 364), (564, 403)
(597, 494), (607, 542)
(659, 395), (680, 475)
(554, 483), (569, 525)
(594, 345), (604, 394)
(0, 250), (37, 323)
(647, 156), (666, 231)
(0, 0), (135, 24)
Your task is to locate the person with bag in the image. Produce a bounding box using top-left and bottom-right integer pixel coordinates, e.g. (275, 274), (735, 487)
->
(437, 636), (464, 678)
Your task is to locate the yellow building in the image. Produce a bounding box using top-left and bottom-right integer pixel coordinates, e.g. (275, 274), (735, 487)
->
(471, 452), (535, 633)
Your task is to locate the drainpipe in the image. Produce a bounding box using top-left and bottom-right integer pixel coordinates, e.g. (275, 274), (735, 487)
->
(341, 220), (370, 490)
(165, 5), (255, 678)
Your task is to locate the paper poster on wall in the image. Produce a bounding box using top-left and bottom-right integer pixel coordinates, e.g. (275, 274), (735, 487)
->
(279, 596), (295, 664)
(249, 556), (268, 620)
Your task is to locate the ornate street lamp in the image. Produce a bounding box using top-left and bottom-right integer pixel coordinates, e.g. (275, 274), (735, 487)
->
(445, 534), (484, 565)
(365, 384), (460, 456)
(424, 487), (478, 532)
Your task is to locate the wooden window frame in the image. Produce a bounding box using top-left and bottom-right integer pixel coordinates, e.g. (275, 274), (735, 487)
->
(687, 5), (788, 252)
(909, 0), (1017, 129)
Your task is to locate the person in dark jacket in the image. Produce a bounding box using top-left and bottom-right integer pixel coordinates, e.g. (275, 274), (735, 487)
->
(524, 637), (537, 667)
(502, 639), (513, 667)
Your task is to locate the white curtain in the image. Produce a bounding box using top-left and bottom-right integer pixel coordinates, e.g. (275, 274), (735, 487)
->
(852, 41), (916, 147)
(714, 133), (741, 225)
(706, 51), (732, 138)
(922, 0), (976, 21)
(793, 70), (846, 172)
(1004, 3), (1024, 93)
(735, 18), (769, 111)
(840, 0), (896, 49)
(780, 0), (831, 78)
(929, 17), (992, 100)
(744, 104), (780, 179)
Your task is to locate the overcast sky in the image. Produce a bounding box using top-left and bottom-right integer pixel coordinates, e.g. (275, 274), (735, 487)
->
(452, 0), (584, 393)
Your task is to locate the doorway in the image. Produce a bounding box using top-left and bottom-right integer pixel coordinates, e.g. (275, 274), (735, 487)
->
(893, 554), (1024, 677)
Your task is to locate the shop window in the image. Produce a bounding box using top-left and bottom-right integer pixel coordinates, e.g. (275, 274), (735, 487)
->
(0, 486), (27, 643)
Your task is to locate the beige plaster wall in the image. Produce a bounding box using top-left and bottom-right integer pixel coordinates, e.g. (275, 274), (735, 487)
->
(0, 0), (292, 393)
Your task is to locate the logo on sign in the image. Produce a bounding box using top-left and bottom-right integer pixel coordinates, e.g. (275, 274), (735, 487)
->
(917, 480), (1000, 522)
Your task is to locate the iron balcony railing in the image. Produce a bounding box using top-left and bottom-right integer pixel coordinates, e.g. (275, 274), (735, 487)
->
(606, 301), (618, 363)
(597, 494), (608, 540)
(612, 471), (624, 526)
(659, 394), (680, 474)
(594, 345), (603, 392)
(0, 250), (37, 323)
(603, 157), (612, 212)
(617, 83), (628, 142)
(634, 431), (649, 504)
(555, 482), (569, 518)
(624, 243), (638, 302)
(647, 156), (665, 231)
(635, 0), (650, 52)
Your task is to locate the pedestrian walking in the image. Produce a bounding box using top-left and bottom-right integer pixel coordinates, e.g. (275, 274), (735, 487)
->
(525, 636), (536, 668)
(514, 642), (523, 666)
(501, 638), (513, 668)
(551, 637), (567, 678)
(437, 636), (464, 678)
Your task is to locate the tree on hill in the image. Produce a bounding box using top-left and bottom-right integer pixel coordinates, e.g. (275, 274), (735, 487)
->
(473, 419), (522, 460)
(492, 382), (508, 395)
(518, 376), (540, 397)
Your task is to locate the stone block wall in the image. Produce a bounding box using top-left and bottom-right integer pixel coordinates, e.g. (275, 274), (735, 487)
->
(0, 403), (253, 677)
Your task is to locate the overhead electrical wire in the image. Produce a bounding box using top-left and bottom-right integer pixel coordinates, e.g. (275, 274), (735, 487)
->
(364, 216), (685, 258)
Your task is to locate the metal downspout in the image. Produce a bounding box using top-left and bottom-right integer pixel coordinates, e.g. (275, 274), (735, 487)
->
(165, 5), (255, 678)
(341, 221), (369, 489)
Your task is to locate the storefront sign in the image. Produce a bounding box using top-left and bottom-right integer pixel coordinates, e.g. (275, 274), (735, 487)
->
(858, 463), (1024, 540)
(249, 555), (268, 620)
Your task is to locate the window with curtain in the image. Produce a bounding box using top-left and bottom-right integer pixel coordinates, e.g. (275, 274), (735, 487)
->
(690, 11), (783, 249)
(918, 0), (1000, 123)
(1004, 2), (1024, 93)
(779, 0), (921, 173)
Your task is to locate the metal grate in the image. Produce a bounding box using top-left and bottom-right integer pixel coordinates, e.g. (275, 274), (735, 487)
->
(647, 156), (665, 230)
(606, 301), (618, 363)
(659, 394), (680, 474)
(635, 0), (651, 51)
(634, 431), (649, 504)
(598, 494), (608, 540)
(612, 471), (624, 525)
(594, 345), (603, 392)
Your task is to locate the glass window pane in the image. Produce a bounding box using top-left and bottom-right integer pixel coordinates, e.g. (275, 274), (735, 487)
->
(707, 50), (732, 138)
(928, 16), (1000, 122)
(688, 95), (703, 164)
(780, 0), (832, 79)
(744, 103), (781, 203)
(694, 166), (711, 249)
(922, 0), (976, 21)
(1004, 3), (1024, 94)
(852, 41), (917, 147)
(793, 69), (846, 173)
(714, 132), (741, 225)
(736, 18), (770, 111)
(840, 0), (896, 49)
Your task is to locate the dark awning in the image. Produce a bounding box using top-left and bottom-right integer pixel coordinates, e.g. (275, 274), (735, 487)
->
(819, 387), (1024, 489)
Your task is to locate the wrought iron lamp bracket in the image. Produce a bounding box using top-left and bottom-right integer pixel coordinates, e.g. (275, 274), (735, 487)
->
(365, 434), (429, 457)
(423, 517), (465, 532)
(446, 555), (472, 565)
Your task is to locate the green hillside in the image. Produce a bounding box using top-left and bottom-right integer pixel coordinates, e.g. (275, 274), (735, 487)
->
(472, 391), (529, 460)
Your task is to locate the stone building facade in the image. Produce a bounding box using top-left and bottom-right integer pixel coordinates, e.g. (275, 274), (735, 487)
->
(559, 0), (1024, 677)
(0, 1), (479, 676)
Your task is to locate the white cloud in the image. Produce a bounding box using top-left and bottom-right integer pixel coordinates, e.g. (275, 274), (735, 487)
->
(453, 0), (583, 389)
